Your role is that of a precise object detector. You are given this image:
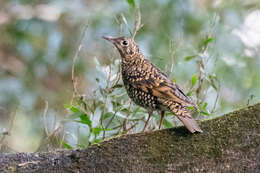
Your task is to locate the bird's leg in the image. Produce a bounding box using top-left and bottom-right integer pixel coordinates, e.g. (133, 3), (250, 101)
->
(159, 111), (165, 129)
(142, 110), (153, 132)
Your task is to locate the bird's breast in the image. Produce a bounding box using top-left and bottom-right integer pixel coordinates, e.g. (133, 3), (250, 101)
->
(124, 83), (159, 110)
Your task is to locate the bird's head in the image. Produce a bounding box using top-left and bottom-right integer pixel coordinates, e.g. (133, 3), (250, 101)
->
(103, 36), (140, 59)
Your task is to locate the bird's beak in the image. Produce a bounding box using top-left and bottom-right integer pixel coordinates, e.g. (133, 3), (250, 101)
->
(102, 36), (116, 44)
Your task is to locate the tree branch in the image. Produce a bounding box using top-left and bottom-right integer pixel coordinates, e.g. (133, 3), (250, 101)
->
(0, 103), (259, 173)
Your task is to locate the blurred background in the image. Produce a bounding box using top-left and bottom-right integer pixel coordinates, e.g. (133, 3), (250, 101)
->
(0, 0), (260, 152)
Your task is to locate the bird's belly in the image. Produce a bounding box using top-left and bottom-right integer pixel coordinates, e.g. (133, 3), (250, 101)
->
(125, 84), (159, 110)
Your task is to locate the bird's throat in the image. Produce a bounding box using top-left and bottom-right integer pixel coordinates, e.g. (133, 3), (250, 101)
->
(121, 52), (145, 66)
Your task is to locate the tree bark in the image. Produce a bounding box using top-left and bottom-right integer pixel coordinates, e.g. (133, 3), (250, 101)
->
(0, 103), (259, 173)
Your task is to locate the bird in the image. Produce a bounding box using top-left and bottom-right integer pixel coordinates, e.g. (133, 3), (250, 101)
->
(103, 36), (202, 133)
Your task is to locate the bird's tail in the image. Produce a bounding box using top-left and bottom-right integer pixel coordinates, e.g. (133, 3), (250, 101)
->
(169, 103), (203, 133)
(176, 114), (203, 133)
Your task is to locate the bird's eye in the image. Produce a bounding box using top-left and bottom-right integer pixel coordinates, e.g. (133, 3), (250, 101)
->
(122, 40), (128, 46)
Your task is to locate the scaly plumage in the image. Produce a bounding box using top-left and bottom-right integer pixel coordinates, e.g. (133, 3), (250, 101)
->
(103, 36), (202, 133)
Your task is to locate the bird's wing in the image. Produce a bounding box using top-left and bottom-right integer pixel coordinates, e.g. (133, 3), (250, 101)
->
(126, 60), (195, 107)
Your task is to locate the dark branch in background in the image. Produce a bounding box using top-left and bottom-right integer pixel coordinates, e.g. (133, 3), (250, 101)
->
(0, 103), (259, 172)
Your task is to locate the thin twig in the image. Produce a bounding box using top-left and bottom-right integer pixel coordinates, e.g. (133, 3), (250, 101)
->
(42, 101), (49, 136)
(122, 101), (133, 132)
(111, 62), (121, 87)
(211, 84), (220, 113)
(125, 121), (139, 134)
(100, 65), (113, 138)
(196, 59), (203, 105)
(132, 8), (144, 39)
(105, 111), (118, 130)
(169, 40), (175, 76)
(71, 24), (88, 104)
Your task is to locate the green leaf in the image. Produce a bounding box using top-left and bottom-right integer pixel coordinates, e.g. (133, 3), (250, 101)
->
(209, 75), (218, 90)
(212, 82), (218, 90)
(126, 0), (135, 7)
(163, 119), (173, 128)
(184, 55), (196, 61)
(105, 128), (113, 131)
(201, 111), (210, 116)
(65, 105), (80, 113)
(187, 106), (195, 110)
(186, 91), (192, 96)
(76, 114), (92, 127)
(92, 126), (102, 136)
(64, 104), (70, 108)
(70, 106), (80, 113)
(191, 74), (197, 87)
(94, 139), (101, 144)
(62, 141), (72, 149)
(120, 108), (129, 112)
(104, 112), (114, 119)
(202, 102), (208, 110)
(203, 38), (214, 47)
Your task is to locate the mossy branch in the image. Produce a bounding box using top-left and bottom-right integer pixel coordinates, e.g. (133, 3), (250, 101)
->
(0, 103), (259, 173)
